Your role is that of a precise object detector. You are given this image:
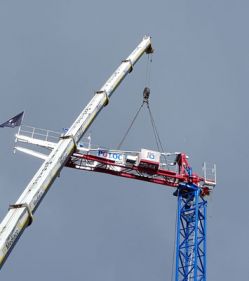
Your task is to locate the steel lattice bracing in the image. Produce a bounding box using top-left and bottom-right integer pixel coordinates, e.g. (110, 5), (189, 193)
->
(175, 183), (207, 281)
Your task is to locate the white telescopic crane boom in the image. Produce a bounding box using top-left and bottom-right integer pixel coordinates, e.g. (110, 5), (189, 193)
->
(0, 36), (153, 269)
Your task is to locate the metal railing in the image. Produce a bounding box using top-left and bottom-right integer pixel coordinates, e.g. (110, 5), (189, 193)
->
(16, 125), (61, 143)
(202, 162), (216, 186)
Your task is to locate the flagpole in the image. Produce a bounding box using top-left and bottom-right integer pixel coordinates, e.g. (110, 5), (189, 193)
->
(13, 111), (25, 153)
(20, 110), (25, 125)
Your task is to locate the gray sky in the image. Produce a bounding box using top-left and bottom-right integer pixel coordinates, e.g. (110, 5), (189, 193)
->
(0, 0), (248, 280)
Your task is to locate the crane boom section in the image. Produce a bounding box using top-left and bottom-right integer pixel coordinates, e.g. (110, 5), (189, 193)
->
(0, 36), (153, 269)
(66, 36), (152, 141)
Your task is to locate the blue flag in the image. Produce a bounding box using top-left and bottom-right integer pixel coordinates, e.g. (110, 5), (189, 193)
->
(0, 111), (24, 128)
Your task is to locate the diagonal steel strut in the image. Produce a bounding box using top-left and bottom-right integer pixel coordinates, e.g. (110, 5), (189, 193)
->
(0, 36), (153, 269)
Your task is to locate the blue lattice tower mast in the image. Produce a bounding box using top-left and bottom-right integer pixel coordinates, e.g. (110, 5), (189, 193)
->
(175, 183), (207, 281)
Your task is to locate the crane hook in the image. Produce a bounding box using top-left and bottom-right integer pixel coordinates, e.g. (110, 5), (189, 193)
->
(143, 87), (150, 103)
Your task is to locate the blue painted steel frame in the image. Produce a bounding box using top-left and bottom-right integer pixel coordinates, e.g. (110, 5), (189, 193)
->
(175, 183), (207, 281)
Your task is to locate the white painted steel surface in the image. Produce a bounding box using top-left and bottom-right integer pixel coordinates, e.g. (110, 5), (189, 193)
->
(138, 149), (161, 164)
(0, 36), (152, 268)
(14, 146), (48, 161)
